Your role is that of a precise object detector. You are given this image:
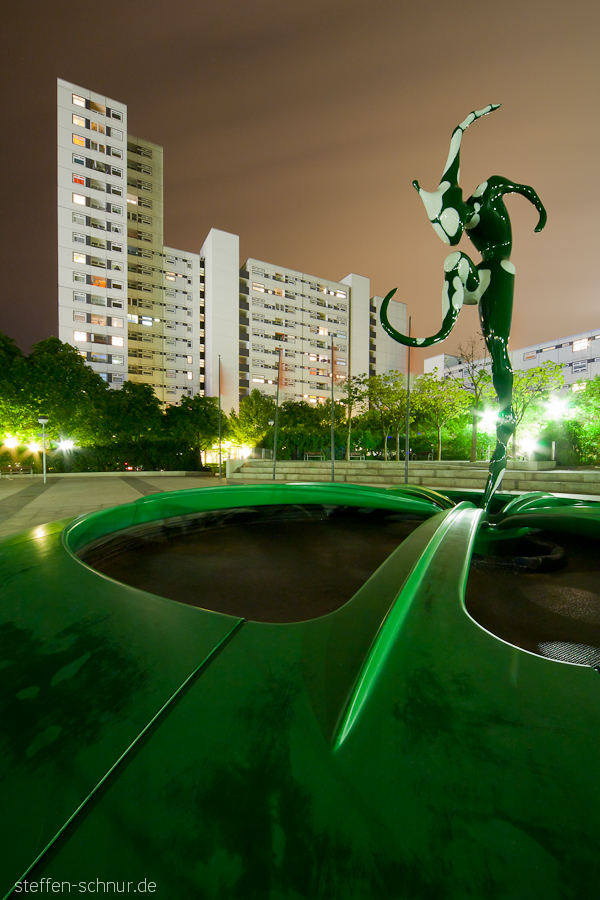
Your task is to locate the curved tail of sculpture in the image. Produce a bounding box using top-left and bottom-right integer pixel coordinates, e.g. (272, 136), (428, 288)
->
(380, 288), (460, 347)
(380, 251), (483, 348)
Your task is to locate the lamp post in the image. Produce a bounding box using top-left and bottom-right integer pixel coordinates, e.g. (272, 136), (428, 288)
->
(38, 416), (49, 484)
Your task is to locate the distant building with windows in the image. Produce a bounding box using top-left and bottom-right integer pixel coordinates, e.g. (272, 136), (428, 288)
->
(424, 328), (600, 391)
(57, 78), (202, 405)
(200, 229), (407, 415)
(58, 79), (406, 412)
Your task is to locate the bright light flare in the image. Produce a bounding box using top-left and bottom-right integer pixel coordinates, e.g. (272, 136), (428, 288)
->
(546, 395), (569, 419)
(519, 437), (538, 457)
(479, 409), (498, 432)
(28, 442), (40, 453)
(58, 440), (75, 451)
(4, 436), (18, 449)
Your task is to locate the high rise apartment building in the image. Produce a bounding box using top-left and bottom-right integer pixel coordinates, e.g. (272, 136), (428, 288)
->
(58, 79), (405, 414)
(57, 79), (202, 405)
(200, 229), (407, 414)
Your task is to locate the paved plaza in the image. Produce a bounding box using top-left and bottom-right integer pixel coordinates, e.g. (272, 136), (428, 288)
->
(0, 473), (226, 540)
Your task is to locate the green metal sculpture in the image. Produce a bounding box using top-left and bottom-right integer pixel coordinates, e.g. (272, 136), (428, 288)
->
(380, 105), (547, 508)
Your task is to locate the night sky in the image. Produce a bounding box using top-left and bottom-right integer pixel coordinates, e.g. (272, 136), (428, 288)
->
(2, 0), (599, 371)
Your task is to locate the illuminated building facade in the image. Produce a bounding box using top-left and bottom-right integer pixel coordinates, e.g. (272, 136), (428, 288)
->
(57, 79), (202, 404)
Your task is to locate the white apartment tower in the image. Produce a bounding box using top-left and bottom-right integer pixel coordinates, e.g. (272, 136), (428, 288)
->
(201, 229), (407, 414)
(57, 79), (202, 404)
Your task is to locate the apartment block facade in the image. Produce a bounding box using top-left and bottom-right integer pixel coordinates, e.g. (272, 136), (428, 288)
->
(200, 229), (407, 415)
(57, 79), (202, 405)
(424, 327), (600, 390)
(58, 80), (406, 413)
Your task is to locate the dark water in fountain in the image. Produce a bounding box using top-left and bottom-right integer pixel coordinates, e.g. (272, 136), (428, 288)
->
(80, 504), (426, 623)
(466, 530), (600, 665)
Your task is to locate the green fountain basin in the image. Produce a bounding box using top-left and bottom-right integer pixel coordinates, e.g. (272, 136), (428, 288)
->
(2, 482), (600, 899)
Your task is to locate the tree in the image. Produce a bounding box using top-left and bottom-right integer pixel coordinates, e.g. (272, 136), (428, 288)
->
(367, 371), (409, 460)
(337, 375), (368, 460)
(413, 373), (471, 460)
(26, 337), (110, 445)
(453, 336), (492, 462)
(508, 361), (564, 458)
(228, 389), (275, 447)
(165, 395), (221, 466)
(104, 381), (163, 444)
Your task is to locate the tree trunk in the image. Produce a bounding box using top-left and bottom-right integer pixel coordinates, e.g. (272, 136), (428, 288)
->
(437, 425), (442, 461)
(512, 428), (518, 461)
(382, 428), (388, 461)
(346, 410), (351, 461)
(395, 429), (400, 461)
(470, 408), (478, 462)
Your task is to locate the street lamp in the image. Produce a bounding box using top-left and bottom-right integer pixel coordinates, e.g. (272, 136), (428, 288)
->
(38, 416), (49, 484)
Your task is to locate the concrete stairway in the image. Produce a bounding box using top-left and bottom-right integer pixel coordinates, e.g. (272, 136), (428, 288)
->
(226, 459), (600, 497)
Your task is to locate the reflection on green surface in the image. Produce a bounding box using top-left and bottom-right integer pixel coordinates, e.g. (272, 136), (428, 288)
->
(1, 483), (600, 898)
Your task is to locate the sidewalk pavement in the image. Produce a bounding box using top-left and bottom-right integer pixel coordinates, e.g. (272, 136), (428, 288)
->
(0, 473), (227, 540)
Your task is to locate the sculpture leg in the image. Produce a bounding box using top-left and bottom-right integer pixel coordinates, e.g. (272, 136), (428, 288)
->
(478, 261), (516, 509)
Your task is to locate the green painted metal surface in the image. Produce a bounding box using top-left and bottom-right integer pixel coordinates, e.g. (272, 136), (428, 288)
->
(1, 483), (600, 898)
(380, 105), (547, 508)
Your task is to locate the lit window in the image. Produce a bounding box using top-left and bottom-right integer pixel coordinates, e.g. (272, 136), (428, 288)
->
(72, 232), (85, 244)
(572, 382), (587, 392)
(542, 346), (556, 352)
(111, 336), (124, 347)
(91, 352), (107, 362)
(73, 330), (87, 342)
(90, 121), (105, 135)
(91, 296), (106, 306)
(141, 316), (153, 326)
(573, 338), (588, 352)
(73, 251), (86, 264)
(523, 351), (536, 361)
(72, 133), (86, 147)
(73, 272), (86, 283)
(91, 276), (106, 287)
(90, 314), (107, 326)
(72, 173), (86, 186)
(72, 93), (86, 108)
(99, 373), (108, 382)
(128, 314), (139, 324)
(187, 355), (193, 364)
(111, 317), (124, 328)
(72, 113), (86, 127)
(187, 371), (193, 380)
(111, 355), (124, 365)
(72, 193), (86, 206)
(165, 273), (176, 281)
(73, 311), (86, 322)
(89, 100), (106, 115)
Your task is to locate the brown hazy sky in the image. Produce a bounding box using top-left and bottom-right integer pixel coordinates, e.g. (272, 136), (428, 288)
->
(2, 0), (599, 371)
